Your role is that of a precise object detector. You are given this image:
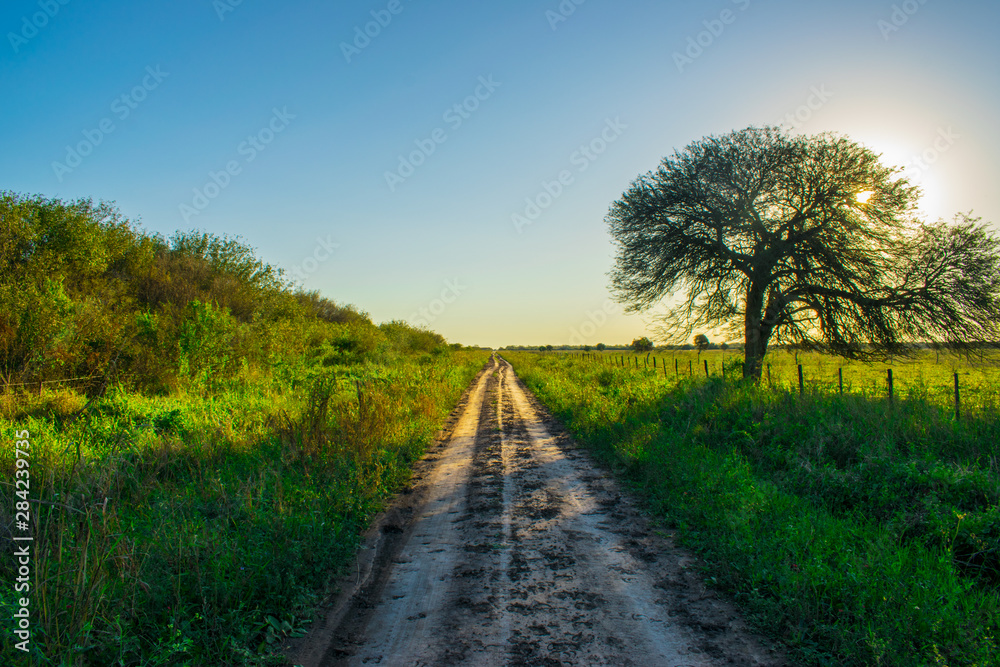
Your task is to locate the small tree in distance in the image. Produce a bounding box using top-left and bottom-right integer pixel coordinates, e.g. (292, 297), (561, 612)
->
(694, 334), (710, 359)
(596, 343), (606, 351)
(607, 126), (1000, 380)
(631, 337), (654, 352)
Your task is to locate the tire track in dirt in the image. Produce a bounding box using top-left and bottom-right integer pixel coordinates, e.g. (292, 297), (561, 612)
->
(288, 354), (787, 666)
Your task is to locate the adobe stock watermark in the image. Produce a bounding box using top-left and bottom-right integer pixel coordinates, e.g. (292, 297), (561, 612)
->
(287, 235), (340, 283)
(775, 85), (833, 132)
(512, 117), (627, 234)
(384, 75), (501, 192)
(878, 0), (929, 40)
(546, 0), (587, 30)
(7, 0), (71, 53)
(410, 279), (467, 329)
(213, 0), (244, 21)
(568, 299), (621, 346)
(673, 0), (751, 73)
(178, 107), (295, 223)
(51, 65), (169, 182)
(899, 126), (959, 185)
(341, 0), (412, 63)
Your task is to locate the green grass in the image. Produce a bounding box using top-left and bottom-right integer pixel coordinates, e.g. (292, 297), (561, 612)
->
(505, 349), (1000, 666)
(588, 348), (1000, 411)
(1, 349), (490, 665)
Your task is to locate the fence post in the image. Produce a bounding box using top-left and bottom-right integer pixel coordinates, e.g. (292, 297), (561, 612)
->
(675, 358), (679, 378)
(838, 367), (843, 395)
(653, 356), (657, 369)
(767, 364), (771, 385)
(887, 368), (894, 404)
(798, 364), (804, 396)
(704, 359), (709, 377)
(954, 372), (960, 421)
(689, 360), (693, 376)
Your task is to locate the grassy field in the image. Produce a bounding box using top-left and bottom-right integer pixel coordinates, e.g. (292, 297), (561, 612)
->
(1, 348), (490, 665)
(505, 348), (1000, 666)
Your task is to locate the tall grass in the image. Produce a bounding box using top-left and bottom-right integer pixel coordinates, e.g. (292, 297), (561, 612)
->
(1, 350), (489, 665)
(506, 350), (1000, 666)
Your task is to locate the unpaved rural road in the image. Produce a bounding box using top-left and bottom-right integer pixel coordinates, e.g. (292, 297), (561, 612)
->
(287, 355), (786, 666)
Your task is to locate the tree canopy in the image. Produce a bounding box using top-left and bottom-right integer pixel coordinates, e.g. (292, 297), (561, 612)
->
(606, 127), (1000, 379)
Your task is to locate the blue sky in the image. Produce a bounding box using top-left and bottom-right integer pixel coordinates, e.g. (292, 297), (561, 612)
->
(2, 0), (998, 348)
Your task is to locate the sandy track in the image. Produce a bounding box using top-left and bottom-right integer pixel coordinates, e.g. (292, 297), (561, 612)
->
(287, 355), (786, 666)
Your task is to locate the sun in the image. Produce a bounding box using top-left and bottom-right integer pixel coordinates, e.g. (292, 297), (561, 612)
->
(855, 190), (874, 204)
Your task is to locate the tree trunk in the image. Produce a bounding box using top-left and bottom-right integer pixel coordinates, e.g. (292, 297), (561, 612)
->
(744, 325), (767, 380)
(743, 286), (768, 381)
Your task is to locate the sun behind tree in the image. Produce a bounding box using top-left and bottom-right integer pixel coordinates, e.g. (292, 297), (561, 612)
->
(606, 126), (1000, 380)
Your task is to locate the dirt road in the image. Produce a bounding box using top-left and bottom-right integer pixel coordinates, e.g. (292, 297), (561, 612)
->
(288, 355), (786, 666)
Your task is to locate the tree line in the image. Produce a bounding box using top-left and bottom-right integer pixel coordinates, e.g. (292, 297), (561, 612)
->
(0, 192), (450, 395)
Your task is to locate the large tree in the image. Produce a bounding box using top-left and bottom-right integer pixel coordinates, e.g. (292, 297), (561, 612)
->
(607, 127), (1000, 380)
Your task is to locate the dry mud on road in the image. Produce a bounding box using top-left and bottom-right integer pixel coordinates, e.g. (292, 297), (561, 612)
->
(288, 355), (787, 666)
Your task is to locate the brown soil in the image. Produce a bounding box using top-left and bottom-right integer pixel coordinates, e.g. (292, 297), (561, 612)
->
(284, 355), (788, 666)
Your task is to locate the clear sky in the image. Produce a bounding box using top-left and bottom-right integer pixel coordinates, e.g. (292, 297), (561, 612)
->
(2, 0), (998, 348)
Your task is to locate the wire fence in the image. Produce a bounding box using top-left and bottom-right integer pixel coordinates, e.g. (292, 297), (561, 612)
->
(570, 350), (1000, 422)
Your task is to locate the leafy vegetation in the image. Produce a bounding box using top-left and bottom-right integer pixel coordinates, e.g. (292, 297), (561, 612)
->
(0, 192), (490, 664)
(505, 349), (1000, 666)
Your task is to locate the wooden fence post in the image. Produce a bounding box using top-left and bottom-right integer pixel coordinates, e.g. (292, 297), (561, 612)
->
(887, 368), (894, 404)
(838, 367), (843, 395)
(689, 360), (693, 376)
(798, 364), (804, 396)
(954, 373), (960, 421)
(704, 359), (709, 377)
